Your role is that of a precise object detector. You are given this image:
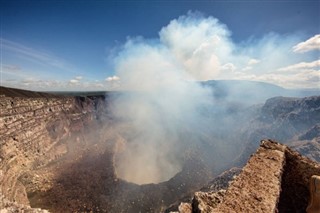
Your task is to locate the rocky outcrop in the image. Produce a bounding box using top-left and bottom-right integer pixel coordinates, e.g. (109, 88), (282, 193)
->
(0, 194), (48, 212)
(165, 167), (240, 212)
(277, 140), (320, 212)
(0, 87), (106, 211)
(192, 190), (225, 212)
(236, 96), (320, 167)
(212, 140), (286, 213)
(173, 140), (320, 213)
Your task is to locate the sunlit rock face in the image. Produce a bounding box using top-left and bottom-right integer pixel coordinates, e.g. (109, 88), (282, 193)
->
(168, 140), (320, 213)
(0, 86), (109, 211)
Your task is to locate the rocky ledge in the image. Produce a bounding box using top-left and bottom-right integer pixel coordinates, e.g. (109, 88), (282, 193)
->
(171, 139), (320, 213)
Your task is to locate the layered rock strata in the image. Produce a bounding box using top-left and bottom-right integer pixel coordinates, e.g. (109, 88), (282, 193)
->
(0, 88), (104, 211)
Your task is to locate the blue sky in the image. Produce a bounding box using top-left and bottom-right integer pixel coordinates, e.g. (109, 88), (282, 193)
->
(1, 0), (319, 91)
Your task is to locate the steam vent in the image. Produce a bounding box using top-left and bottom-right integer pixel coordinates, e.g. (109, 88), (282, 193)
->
(1, 86), (320, 212)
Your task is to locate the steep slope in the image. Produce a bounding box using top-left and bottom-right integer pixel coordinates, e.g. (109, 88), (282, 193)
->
(0, 86), (107, 211)
(235, 96), (320, 166)
(289, 125), (320, 162)
(171, 140), (320, 213)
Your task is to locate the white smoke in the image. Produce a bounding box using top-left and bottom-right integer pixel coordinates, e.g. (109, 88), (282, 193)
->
(159, 12), (233, 80)
(108, 12), (318, 184)
(111, 42), (213, 183)
(110, 14), (222, 184)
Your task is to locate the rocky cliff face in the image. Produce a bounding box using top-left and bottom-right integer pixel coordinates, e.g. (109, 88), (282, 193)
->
(170, 140), (320, 213)
(235, 96), (320, 166)
(0, 87), (106, 211)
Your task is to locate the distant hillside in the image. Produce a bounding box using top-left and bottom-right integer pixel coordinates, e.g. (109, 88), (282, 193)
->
(235, 95), (320, 165)
(0, 86), (59, 98)
(202, 80), (319, 105)
(48, 91), (109, 97)
(0, 86), (112, 98)
(2, 80), (318, 100)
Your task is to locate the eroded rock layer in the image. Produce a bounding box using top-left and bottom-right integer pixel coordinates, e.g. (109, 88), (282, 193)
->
(0, 88), (105, 211)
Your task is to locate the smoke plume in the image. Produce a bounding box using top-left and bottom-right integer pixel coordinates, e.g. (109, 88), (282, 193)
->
(110, 13), (226, 184)
(108, 12), (318, 184)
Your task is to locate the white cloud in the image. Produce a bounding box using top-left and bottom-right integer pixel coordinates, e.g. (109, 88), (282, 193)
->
(106, 75), (120, 82)
(248, 58), (260, 65)
(67, 76), (83, 85)
(229, 70), (320, 89)
(229, 68), (319, 89)
(242, 66), (253, 71)
(1, 75), (113, 91)
(278, 60), (320, 72)
(235, 59), (259, 72)
(221, 63), (236, 72)
(69, 79), (79, 84)
(292, 34), (320, 53)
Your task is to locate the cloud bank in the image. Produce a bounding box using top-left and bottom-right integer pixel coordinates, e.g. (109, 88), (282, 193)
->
(278, 60), (320, 72)
(293, 34), (320, 53)
(1, 12), (318, 90)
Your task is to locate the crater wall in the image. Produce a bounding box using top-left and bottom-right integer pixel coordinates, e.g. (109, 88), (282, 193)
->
(0, 88), (103, 210)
